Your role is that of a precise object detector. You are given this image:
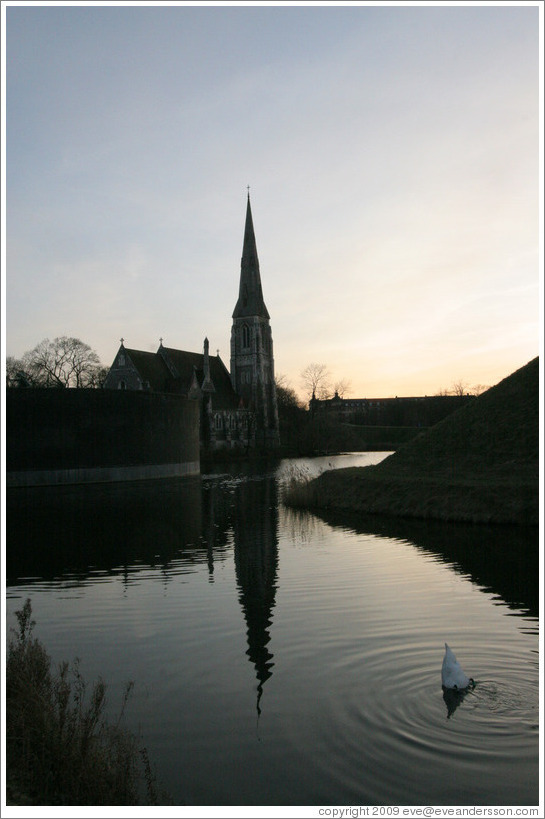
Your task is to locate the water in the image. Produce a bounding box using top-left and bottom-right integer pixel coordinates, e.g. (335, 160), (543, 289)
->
(6, 453), (540, 807)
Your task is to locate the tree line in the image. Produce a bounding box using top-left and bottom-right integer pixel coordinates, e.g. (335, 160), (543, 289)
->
(7, 337), (489, 401)
(299, 362), (489, 400)
(6, 337), (108, 389)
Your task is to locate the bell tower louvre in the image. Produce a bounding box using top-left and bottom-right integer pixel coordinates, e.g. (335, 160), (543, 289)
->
(230, 193), (280, 448)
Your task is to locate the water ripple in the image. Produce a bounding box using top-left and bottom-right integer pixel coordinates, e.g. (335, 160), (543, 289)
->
(279, 634), (539, 804)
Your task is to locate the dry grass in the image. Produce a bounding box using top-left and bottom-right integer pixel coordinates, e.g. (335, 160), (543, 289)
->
(286, 467), (537, 525)
(6, 599), (164, 806)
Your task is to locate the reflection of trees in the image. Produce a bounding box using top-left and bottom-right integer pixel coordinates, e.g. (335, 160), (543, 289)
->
(279, 504), (324, 546)
(6, 478), (218, 585)
(232, 476), (279, 715)
(308, 508), (539, 618)
(7, 469), (282, 720)
(201, 478), (239, 582)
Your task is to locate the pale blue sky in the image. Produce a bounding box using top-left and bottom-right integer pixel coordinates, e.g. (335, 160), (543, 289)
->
(4, 2), (542, 398)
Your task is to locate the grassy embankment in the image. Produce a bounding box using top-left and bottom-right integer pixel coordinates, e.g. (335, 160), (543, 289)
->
(6, 600), (164, 806)
(285, 357), (539, 525)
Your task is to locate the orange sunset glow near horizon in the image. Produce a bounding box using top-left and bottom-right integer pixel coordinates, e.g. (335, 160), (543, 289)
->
(3, 3), (541, 402)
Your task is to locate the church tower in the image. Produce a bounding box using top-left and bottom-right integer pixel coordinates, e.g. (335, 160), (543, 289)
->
(231, 194), (280, 448)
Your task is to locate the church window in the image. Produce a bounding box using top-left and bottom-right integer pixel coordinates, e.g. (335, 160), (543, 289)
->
(242, 324), (251, 349)
(118, 354), (125, 367)
(118, 380), (126, 390)
(215, 414), (223, 430)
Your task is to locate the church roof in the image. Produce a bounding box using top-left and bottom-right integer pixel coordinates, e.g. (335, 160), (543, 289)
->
(160, 346), (242, 410)
(124, 348), (172, 391)
(159, 347), (206, 387)
(110, 343), (242, 409)
(232, 195), (270, 320)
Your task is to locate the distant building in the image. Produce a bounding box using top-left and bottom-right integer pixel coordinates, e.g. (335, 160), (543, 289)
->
(103, 195), (280, 451)
(309, 391), (475, 428)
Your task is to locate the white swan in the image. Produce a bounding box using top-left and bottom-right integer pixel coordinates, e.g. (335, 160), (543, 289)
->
(441, 643), (474, 690)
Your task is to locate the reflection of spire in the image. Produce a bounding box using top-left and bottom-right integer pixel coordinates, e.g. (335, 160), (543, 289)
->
(233, 475), (279, 718)
(241, 567), (276, 716)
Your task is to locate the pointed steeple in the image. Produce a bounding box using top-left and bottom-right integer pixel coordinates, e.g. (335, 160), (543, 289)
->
(230, 192), (280, 449)
(233, 193), (270, 320)
(201, 337), (215, 393)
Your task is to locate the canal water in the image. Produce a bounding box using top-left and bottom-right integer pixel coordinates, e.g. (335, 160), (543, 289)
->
(5, 454), (540, 807)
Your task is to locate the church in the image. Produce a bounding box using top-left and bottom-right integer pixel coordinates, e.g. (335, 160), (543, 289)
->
(103, 195), (280, 451)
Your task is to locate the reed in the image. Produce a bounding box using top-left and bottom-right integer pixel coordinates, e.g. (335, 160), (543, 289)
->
(6, 599), (164, 806)
(279, 463), (321, 506)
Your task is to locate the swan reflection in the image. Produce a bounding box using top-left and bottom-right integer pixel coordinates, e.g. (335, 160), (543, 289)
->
(442, 684), (472, 719)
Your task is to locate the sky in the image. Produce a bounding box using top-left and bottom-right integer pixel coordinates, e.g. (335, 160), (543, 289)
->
(2, 1), (542, 401)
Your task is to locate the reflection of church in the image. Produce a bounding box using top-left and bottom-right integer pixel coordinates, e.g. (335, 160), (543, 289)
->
(232, 475), (279, 714)
(103, 195), (280, 450)
(199, 471), (280, 714)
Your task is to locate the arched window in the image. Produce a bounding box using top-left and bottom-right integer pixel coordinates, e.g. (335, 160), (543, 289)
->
(118, 380), (126, 390)
(242, 324), (251, 349)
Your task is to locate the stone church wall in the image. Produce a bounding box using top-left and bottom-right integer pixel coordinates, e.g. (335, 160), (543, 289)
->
(6, 389), (200, 486)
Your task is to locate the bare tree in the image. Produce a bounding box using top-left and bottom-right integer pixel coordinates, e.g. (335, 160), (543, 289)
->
(18, 337), (103, 388)
(275, 375), (305, 411)
(86, 366), (110, 388)
(300, 363), (332, 401)
(274, 375), (307, 447)
(451, 380), (467, 396)
(436, 380), (468, 396)
(471, 384), (490, 396)
(333, 379), (352, 398)
(450, 379), (469, 396)
(6, 356), (33, 387)
(437, 379), (488, 397)
(275, 373), (291, 391)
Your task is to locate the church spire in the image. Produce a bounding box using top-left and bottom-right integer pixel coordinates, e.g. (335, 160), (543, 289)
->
(230, 192), (280, 448)
(232, 193), (270, 320)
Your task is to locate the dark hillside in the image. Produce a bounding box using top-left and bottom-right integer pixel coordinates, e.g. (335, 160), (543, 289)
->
(375, 356), (538, 482)
(286, 357), (539, 525)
